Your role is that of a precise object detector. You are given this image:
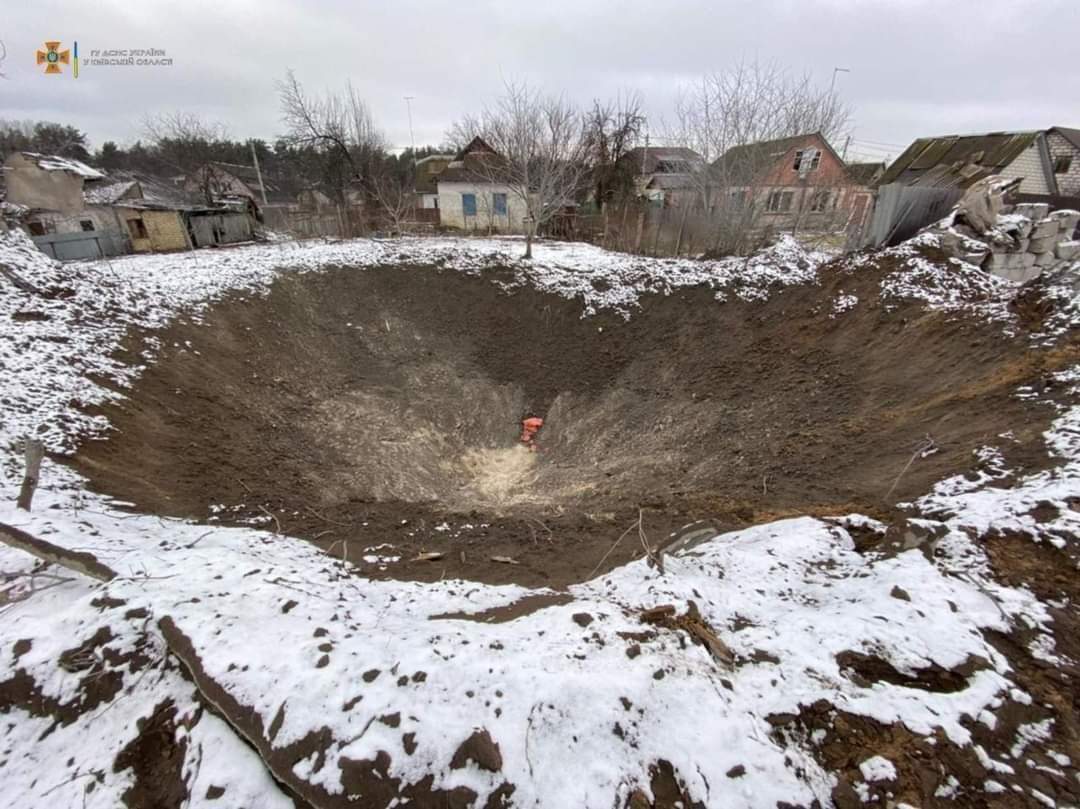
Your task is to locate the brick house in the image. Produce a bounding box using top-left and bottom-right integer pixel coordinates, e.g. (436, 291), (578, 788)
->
(713, 132), (861, 231)
(1047, 127), (1080, 196)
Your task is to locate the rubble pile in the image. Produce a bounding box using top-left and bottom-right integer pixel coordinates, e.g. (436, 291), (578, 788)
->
(930, 197), (1080, 283)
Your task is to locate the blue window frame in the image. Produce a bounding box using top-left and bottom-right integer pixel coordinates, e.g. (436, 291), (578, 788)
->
(493, 192), (508, 216)
(462, 193), (477, 216)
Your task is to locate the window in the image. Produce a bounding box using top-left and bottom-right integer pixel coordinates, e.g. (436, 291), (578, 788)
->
(1054, 155), (1073, 174)
(793, 148), (821, 172)
(461, 193), (477, 217)
(27, 221), (47, 236)
(492, 192), (508, 216)
(766, 190), (794, 212)
(80, 220), (96, 232)
(809, 190), (831, 212)
(127, 217), (149, 239)
(727, 189), (747, 210)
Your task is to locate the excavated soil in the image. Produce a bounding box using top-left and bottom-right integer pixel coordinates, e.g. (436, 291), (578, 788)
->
(72, 253), (1075, 587)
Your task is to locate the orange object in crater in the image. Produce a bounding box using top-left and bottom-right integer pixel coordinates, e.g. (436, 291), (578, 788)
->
(521, 417), (544, 451)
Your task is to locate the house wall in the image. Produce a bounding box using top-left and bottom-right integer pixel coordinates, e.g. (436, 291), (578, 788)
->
(114, 207), (191, 252)
(23, 207), (119, 237)
(437, 182), (526, 232)
(999, 142), (1051, 194)
(4, 153), (86, 215)
(1047, 132), (1080, 196)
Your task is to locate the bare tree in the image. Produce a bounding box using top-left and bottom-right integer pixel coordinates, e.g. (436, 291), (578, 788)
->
(0, 40), (7, 79)
(449, 80), (589, 259)
(142, 112), (231, 202)
(369, 163), (416, 234)
(584, 92), (646, 206)
(276, 70), (385, 193)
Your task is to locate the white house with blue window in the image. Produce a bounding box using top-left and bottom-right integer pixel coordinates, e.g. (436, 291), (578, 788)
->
(435, 137), (529, 233)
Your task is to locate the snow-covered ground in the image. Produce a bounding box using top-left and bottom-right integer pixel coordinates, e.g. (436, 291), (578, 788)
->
(1, 231), (1078, 808)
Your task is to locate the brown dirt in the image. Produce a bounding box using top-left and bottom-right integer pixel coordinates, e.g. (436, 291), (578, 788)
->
(69, 255), (1077, 588)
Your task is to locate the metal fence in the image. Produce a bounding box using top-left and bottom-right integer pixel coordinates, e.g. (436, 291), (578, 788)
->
(861, 183), (963, 248)
(31, 229), (128, 261)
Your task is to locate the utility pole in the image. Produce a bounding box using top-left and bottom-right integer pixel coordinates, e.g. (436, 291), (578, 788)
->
(842, 134), (852, 161)
(250, 141), (268, 208)
(830, 67), (851, 96)
(404, 96), (417, 166)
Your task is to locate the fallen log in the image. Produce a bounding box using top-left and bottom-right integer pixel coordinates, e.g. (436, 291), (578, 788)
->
(0, 522), (116, 582)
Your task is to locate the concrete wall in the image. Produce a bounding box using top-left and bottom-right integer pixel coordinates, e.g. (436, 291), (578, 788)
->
(437, 182), (527, 232)
(115, 207), (191, 252)
(24, 206), (119, 238)
(999, 143), (1051, 194)
(1047, 131), (1080, 196)
(4, 153), (86, 215)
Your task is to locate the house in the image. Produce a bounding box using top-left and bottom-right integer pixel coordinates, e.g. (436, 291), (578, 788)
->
(184, 161), (294, 216)
(1046, 127), (1080, 196)
(436, 137), (527, 233)
(2, 152), (254, 258)
(713, 132), (861, 231)
(619, 146), (705, 206)
(3, 152), (130, 257)
(876, 129), (1080, 194)
(414, 154), (454, 210)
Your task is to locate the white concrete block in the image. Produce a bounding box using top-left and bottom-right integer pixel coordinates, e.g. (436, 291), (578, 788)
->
(1055, 240), (1080, 261)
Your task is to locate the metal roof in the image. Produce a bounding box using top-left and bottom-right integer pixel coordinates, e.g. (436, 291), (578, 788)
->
(878, 131), (1041, 188)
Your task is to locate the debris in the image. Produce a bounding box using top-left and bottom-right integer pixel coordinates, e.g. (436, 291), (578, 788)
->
(641, 601), (734, 666)
(490, 555), (520, 565)
(520, 416), (544, 451)
(411, 551), (444, 562)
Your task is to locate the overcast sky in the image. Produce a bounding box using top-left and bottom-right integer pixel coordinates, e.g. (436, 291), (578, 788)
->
(2, 0), (1078, 165)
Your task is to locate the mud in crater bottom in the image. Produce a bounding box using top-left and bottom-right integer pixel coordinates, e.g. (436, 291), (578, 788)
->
(72, 259), (1069, 587)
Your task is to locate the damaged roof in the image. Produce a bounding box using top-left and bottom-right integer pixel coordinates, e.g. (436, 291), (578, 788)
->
(18, 152), (106, 180)
(713, 133), (839, 185)
(622, 146), (704, 176)
(878, 131), (1041, 188)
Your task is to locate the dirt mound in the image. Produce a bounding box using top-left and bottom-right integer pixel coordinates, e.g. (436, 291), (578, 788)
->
(71, 252), (1073, 586)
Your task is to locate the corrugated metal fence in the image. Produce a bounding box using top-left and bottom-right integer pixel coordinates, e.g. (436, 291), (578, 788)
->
(31, 229), (128, 261)
(862, 183), (963, 248)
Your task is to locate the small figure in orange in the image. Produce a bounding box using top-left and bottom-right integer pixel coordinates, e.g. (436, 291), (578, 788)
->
(521, 414), (544, 452)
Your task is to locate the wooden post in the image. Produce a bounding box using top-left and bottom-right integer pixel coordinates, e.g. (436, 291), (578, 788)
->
(634, 207), (646, 253)
(675, 202), (691, 256)
(17, 439), (44, 512)
(651, 206), (666, 255)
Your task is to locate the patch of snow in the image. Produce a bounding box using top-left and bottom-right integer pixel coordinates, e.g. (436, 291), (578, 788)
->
(858, 756), (897, 782)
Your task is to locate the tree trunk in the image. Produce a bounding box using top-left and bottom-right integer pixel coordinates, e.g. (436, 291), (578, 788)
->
(17, 440), (44, 512)
(524, 219), (534, 259)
